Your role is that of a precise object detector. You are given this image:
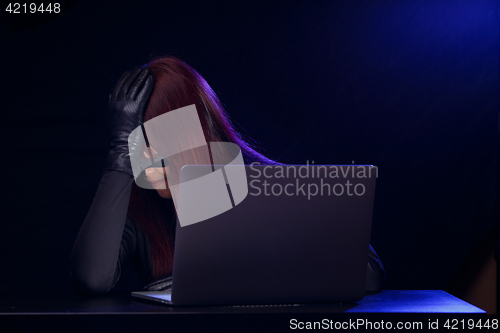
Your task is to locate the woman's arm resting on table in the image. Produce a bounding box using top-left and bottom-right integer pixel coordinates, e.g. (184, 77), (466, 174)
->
(365, 244), (386, 292)
(69, 170), (136, 295)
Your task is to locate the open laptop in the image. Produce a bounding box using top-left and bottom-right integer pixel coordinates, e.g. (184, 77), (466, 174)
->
(132, 164), (377, 306)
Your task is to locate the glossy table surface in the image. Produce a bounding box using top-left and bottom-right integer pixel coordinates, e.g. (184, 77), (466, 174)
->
(0, 290), (488, 332)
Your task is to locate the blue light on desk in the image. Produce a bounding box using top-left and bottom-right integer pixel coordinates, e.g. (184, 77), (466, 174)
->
(347, 290), (486, 313)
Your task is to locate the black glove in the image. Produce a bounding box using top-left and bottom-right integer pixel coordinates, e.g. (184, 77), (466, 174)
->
(103, 67), (155, 176)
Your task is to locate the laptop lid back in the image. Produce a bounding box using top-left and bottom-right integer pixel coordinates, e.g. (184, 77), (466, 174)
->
(171, 164), (377, 306)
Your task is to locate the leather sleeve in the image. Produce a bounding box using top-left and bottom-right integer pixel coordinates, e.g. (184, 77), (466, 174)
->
(69, 169), (137, 295)
(365, 244), (386, 292)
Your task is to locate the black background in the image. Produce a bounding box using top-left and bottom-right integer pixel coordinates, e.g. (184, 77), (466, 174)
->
(0, 0), (498, 294)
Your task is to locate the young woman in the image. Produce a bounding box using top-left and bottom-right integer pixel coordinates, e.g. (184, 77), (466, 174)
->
(69, 56), (385, 295)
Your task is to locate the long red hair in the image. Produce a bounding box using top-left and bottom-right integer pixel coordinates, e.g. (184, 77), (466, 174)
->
(127, 56), (281, 280)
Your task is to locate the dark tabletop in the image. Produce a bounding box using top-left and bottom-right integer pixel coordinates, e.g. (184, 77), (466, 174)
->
(0, 290), (488, 333)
